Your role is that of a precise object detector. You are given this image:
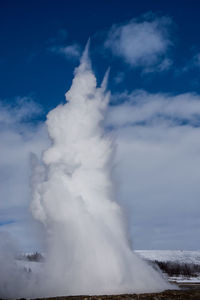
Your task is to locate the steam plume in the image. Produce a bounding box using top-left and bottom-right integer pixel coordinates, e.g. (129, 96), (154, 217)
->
(0, 44), (171, 299)
(31, 44), (171, 296)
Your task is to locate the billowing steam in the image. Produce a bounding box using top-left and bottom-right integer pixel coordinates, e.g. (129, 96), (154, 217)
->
(31, 44), (170, 296)
(0, 44), (171, 298)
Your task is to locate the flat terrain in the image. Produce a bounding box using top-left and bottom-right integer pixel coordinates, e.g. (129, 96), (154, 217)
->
(32, 290), (200, 300)
(30, 284), (200, 300)
(1, 284), (200, 300)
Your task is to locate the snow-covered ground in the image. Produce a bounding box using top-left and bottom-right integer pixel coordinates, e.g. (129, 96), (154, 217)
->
(169, 275), (200, 283)
(136, 250), (200, 265)
(136, 250), (200, 283)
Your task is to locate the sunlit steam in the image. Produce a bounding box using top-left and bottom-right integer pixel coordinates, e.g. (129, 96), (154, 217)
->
(31, 44), (170, 296)
(0, 44), (171, 298)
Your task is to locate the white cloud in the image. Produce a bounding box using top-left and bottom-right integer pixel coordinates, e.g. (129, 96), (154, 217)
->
(106, 90), (200, 250)
(50, 43), (81, 60)
(108, 90), (200, 127)
(48, 29), (81, 60)
(105, 15), (172, 72)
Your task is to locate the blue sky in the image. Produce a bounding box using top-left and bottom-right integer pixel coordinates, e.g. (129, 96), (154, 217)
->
(1, 0), (200, 108)
(1, 0), (200, 251)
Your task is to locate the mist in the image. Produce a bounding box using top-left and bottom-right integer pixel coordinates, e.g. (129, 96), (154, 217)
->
(0, 45), (171, 298)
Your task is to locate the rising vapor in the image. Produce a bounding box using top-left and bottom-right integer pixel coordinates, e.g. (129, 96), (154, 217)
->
(31, 44), (170, 296)
(0, 44), (171, 299)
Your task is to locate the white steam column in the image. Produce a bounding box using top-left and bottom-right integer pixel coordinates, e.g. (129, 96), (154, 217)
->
(31, 44), (171, 296)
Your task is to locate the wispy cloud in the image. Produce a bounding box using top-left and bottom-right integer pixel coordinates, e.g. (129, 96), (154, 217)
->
(47, 29), (81, 60)
(0, 97), (42, 125)
(105, 14), (172, 72)
(108, 90), (200, 127)
(143, 57), (172, 73)
(178, 52), (200, 74)
(192, 52), (200, 67)
(114, 72), (125, 84)
(50, 43), (81, 60)
(188, 52), (200, 71)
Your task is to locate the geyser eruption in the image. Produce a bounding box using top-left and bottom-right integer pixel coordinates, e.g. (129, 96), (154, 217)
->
(31, 44), (170, 296)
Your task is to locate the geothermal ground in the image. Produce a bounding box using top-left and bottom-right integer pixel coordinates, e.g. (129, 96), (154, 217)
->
(27, 286), (200, 300)
(28, 281), (200, 300)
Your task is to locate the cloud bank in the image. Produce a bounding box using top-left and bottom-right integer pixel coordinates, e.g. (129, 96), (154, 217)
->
(107, 90), (200, 250)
